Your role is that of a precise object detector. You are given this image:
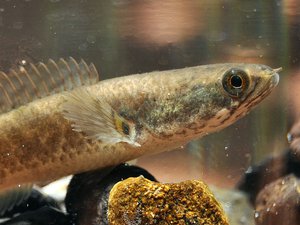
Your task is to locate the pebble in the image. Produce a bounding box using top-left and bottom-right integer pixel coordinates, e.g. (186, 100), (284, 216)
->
(108, 177), (228, 225)
(255, 174), (300, 225)
(288, 121), (300, 160)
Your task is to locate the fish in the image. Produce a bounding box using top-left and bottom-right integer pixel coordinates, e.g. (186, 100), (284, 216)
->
(0, 58), (280, 213)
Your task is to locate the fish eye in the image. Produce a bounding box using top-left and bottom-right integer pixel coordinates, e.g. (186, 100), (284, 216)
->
(222, 69), (249, 98)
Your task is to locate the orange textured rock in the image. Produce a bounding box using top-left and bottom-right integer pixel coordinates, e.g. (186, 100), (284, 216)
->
(108, 177), (228, 225)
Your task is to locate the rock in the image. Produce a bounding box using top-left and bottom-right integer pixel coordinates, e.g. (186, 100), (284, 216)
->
(255, 174), (300, 225)
(65, 164), (157, 225)
(288, 121), (300, 161)
(237, 150), (300, 204)
(108, 177), (228, 225)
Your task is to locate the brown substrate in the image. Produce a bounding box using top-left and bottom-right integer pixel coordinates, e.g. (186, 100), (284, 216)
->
(108, 176), (228, 225)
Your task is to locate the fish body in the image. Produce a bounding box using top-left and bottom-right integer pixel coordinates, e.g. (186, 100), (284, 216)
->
(0, 59), (280, 192)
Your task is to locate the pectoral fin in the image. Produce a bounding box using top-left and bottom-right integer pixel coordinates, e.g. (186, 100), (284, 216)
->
(62, 89), (140, 147)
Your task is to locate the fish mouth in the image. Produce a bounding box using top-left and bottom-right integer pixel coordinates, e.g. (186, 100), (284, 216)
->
(269, 67), (281, 87)
(245, 67), (281, 106)
(256, 67), (280, 97)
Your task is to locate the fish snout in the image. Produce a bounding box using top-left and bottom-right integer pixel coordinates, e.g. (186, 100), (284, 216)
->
(270, 67), (281, 87)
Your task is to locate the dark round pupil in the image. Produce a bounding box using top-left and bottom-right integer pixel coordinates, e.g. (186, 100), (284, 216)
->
(230, 75), (243, 88)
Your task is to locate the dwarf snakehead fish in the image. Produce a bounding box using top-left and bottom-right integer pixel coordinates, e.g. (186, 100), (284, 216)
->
(0, 58), (280, 212)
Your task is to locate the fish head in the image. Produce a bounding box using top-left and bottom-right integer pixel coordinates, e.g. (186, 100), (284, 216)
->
(222, 64), (280, 105)
(140, 63), (280, 143)
(217, 64), (280, 120)
(184, 63), (281, 136)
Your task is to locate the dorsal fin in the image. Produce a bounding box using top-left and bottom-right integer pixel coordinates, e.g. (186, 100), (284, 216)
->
(0, 57), (99, 114)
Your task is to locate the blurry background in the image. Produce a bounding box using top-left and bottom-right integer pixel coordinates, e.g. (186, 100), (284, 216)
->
(0, 0), (298, 188)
